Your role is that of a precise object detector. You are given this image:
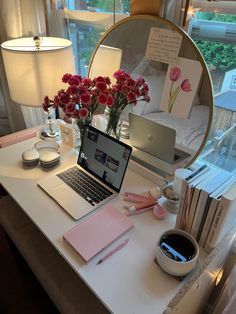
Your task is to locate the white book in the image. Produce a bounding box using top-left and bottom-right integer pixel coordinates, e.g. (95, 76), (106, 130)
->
(175, 164), (209, 229)
(205, 182), (236, 252)
(199, 197), (219, 247)
(185, 168), (218, 233)
(199, 176), (236, 247)
(190, 171), (232, 239)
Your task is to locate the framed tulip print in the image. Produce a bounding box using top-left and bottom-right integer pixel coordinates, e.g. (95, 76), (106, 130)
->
(159, 57), (202, 119)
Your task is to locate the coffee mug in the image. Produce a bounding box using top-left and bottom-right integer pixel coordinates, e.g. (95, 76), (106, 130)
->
(155, 229), (199, 277)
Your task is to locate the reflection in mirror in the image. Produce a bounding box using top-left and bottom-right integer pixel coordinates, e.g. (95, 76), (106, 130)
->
(88, 15), (213, 176)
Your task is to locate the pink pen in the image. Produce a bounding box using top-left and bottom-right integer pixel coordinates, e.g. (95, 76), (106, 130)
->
(126, 206), (153, 216)
(97, 239), (129, 264)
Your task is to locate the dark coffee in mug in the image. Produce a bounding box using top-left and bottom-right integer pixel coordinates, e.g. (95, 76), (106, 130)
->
(160, 233), (196, 262)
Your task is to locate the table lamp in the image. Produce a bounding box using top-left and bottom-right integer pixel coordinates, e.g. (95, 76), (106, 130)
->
(89, 45), (122, 84)
(1, 36), (76, 139)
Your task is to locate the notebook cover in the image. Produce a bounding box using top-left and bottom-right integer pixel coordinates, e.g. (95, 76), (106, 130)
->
(63, 205), (134, 263)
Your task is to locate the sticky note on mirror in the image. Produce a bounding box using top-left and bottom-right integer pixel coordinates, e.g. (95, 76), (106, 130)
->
(145, 27), (182, 65)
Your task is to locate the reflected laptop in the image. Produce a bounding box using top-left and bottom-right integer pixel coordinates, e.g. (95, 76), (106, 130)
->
(129, 113), (190, 164)
(38, 126), (132, 220)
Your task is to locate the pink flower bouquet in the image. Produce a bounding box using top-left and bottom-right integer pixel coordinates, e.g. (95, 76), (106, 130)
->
(43, 70), (150, 140)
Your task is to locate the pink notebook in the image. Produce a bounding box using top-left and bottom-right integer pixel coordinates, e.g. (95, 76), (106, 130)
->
(63, 205), (134, 263)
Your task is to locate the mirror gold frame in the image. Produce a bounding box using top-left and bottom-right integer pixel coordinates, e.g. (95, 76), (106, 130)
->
(88, 15), (213, 175)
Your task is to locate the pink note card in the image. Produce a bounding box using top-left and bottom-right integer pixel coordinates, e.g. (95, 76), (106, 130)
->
(63, 205), (134, 263)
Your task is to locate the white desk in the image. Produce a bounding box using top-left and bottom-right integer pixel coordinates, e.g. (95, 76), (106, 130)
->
(0, 136), (188, 314)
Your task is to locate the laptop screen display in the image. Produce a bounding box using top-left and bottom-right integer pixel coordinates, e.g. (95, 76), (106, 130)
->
(78, 126), (132, 193)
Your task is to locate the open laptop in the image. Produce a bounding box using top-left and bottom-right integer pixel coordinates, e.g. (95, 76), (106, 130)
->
(129, 113), (190, 164)
(38, 126), (132, 220)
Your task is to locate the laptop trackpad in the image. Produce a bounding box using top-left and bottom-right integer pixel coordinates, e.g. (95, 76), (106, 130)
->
(50, 184), (90, 219)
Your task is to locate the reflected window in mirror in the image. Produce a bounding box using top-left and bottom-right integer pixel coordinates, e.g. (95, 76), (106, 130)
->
(65, 0), (130, 75)
(189, 6), (236, 173)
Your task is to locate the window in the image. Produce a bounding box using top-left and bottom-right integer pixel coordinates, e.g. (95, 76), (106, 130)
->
(189, 1), (236, 173)
(65, 0), (130, 75)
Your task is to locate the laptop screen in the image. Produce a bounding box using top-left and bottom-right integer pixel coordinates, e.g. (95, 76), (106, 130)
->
(78, 126), (132, 193)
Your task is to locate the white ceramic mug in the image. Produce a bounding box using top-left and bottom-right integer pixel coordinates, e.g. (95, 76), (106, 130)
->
(155, 229), (199, 277)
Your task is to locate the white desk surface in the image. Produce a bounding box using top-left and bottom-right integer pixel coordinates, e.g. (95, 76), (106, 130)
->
(0, 137), (185, 314)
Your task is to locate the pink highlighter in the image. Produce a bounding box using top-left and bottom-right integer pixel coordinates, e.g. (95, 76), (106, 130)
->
(126, 198), (157, 212)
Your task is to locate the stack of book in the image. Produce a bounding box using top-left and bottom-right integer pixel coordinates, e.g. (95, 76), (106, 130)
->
(175, 164), (236, 253)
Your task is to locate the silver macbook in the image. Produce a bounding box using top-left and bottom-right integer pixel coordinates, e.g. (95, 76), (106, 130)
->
(38, 126), (132, 220)
(129, 113), (190, 164)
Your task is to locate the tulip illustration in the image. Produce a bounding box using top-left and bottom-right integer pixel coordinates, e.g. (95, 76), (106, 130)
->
(169, 66), (181, 97)
(181, 79), (192, 92)
(167, 67), (192, 113)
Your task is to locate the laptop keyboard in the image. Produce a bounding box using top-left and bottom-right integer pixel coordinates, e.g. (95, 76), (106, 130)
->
(57, 166), (113, 206)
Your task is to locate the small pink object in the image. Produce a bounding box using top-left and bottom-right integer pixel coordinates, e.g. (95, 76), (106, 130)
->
(153, 204), (166, 220)
(123, 192), (149, 203)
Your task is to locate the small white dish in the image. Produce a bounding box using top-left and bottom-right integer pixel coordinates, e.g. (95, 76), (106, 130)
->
(158, 196), (179, 214)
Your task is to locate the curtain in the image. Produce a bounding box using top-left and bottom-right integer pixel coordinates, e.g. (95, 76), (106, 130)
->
(0, 0), (70, 130)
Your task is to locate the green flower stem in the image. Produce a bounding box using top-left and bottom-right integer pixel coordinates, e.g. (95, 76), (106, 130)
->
(168, 86), (181, 113)
(106, 109), (122, 140)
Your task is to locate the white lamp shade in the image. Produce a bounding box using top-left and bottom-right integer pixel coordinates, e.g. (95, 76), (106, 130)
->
(1, 37), (75, 107)
(89, 45), (122, 84)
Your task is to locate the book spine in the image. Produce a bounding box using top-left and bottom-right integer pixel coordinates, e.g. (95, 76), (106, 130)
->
(199, 197), (219, 247)
(186, 187), (201, 233)
(204, 197), (230, 252)
(191, 190), (209, 239)
(196, 195), (212, 243)
(175, 179), (188, 229)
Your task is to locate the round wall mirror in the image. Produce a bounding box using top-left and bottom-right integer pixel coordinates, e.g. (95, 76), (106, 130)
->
(88, 15), (213, 176)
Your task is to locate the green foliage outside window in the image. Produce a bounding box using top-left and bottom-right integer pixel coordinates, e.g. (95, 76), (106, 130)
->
(195, 40), (236, 72)
(194, 12), (236, 72)
(87, 0), (130, 13)
(197, 12), (236, 23)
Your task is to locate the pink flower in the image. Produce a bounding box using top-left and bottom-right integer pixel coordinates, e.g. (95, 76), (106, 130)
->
(122, 85), (131, 93)
(112, 83), (123, 92)
(96, 81), (107, 92)
(68, 75), (82, 86)
(107, 95), (114, 107)
(135, 77), (145, 87)
(58, 90), (70, 104)
(105, 77), (111, 85)
(142, 83), (149, 94)
(53, 95), (60, 107)
(42, 71), (150, 122)
(134, 89), (141, 97)
(145, 95), (151, 103)
(98, 93), (108, 105)
(127, 92), (136, 103)
(113, 69), (129, 82)
(66, 103), (76, 113)
(181, 79), (192, 92)
(169, 67), (181, 82)
(67, 85), (77, 95)
(95, 76), (106, 83)
(80, 93), (91, 105)
(127, 78), (135, 88)
(79, 108), (89, 119)
(62, 73), (72, 83)
(82, 78), (93, 86)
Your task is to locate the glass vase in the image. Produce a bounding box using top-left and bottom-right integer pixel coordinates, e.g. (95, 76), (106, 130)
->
(104, 107), (124, 140)
(72, 116), (93, 149)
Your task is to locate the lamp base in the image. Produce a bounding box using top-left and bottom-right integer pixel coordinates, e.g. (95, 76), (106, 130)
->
(39, 127), (60, 141)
